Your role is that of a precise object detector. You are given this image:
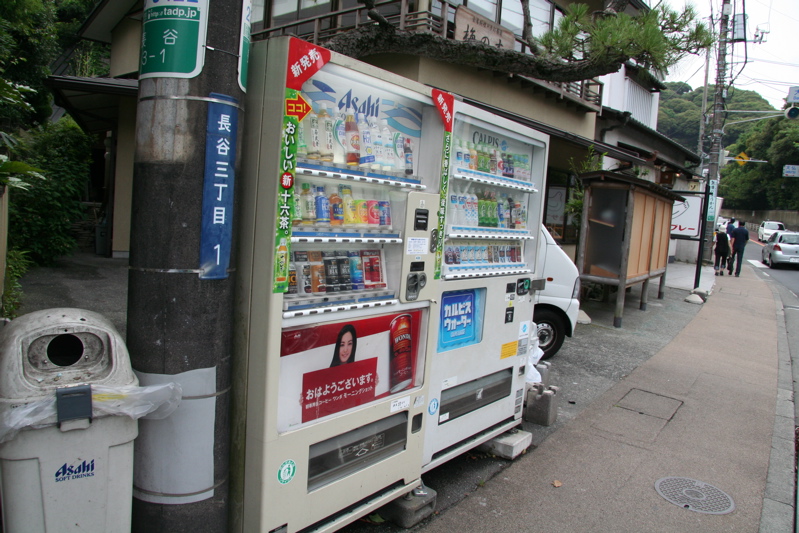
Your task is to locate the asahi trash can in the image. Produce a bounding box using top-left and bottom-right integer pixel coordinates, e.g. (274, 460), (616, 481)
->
(0, 309), (138, 532)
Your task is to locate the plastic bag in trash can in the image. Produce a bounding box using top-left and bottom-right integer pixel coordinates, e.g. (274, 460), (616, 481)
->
(0, 382), (182, 444)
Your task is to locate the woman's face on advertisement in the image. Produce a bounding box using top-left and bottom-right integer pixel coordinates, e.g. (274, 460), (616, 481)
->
(339, 331), (354, 363)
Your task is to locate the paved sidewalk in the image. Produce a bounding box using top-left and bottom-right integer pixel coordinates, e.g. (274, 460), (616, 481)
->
(416, 261), (791, 532)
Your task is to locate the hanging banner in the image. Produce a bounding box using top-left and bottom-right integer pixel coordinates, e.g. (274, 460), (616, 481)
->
(433, 89), (455, 279)
(200, 93), (238, 279)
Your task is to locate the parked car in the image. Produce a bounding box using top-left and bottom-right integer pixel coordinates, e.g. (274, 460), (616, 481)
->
(761, 231), (799, 268)
(758, 220), (785, 242)
(534, 227), (580, 359)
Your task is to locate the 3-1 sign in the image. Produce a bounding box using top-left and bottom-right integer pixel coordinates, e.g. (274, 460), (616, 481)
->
(140, 0), (208, 79)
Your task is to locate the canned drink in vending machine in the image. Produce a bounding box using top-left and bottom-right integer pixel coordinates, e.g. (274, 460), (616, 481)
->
(389, 314), (414, 392)
(354, 199), (369, 226)
(378, 200), (391, 227)
(367, 200), (380, 225)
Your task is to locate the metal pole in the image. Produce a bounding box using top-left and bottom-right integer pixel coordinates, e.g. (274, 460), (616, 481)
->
(695, 183), (710, 289)
(703, 0), (731, 262)
(128, 0), (245, 531)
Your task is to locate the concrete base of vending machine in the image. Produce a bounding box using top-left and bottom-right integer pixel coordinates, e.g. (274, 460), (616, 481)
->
(477, 428), (532, 460)
(378, 484), (437, 528)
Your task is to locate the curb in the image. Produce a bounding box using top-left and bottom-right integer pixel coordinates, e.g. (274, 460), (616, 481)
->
(759, 269), (796, 532)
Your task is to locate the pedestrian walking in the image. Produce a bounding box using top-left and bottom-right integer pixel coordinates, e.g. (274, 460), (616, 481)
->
(725, 217), (736, 236)
(729, 220), (749, 277)
(714, 231), (729, 275)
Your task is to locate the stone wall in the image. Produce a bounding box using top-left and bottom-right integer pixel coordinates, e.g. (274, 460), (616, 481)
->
(719, 209), (799, 231)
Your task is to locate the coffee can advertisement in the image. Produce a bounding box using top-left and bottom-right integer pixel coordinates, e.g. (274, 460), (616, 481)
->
(278, 309), (423, 431)
(389, 314), (413, 392)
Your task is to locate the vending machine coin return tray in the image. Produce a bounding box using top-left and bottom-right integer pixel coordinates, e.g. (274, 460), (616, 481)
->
(308, 412), (408, 492)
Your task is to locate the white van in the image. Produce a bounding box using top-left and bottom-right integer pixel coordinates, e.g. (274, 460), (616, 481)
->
(534, 227), (581, 359)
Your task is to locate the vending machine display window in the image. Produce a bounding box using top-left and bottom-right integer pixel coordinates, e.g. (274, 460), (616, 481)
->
(439, 113), (546, 280)
(436, 288), (485, 353)
(277, 309), (426, 433)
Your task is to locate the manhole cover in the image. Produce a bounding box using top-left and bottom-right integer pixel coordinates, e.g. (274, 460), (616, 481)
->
(655, 477), (735, 515)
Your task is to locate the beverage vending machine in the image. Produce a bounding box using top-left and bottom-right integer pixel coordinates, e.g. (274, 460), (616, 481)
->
(421, 100), (549, 472)
(234, 37), (446, 532)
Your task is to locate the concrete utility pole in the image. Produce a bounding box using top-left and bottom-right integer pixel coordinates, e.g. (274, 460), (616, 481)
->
(128, 0), (246, 531)
(703, 0), (731, 261)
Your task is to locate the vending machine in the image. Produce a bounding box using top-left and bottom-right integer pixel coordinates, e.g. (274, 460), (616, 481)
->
(421, 101), (549, 472)
(234, 37), (446, 532)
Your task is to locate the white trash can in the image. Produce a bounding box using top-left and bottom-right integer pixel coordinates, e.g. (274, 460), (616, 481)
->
(0, 309), (138, 532)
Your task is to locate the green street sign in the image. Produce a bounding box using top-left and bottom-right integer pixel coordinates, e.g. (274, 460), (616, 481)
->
(140, 0), (208, 79)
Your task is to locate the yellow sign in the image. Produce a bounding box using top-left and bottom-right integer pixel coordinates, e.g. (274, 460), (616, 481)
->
(500, 340), (518, 359)
(735, 152), (750, 166)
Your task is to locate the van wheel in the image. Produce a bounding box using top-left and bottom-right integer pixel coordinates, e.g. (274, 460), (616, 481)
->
(534, 308), (566, 360)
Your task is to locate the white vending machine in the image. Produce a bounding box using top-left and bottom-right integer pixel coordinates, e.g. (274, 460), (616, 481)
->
(422, 99), (549, 471)
(234, 37), (447, 532)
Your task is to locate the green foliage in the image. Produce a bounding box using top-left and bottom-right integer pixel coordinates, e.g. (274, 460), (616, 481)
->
(657, 82), (776, 154)
(8, 117), (93, 264)
(538, 3), (712, 76)
(0, 0), (107, 129)
(565, 146), (606, 220)
(1, 248), (32, 318)
(719, 116), (799, 210)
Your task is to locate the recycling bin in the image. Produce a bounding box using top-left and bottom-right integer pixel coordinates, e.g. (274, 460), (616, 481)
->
(0, 308), (138, 532)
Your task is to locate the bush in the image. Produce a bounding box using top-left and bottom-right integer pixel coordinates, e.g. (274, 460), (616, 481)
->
(8, 117), (93, 264)
(1, 248), (32, 318)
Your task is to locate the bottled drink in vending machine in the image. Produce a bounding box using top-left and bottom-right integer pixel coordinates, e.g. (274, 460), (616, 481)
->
(358, 113), (375, 168)
(489, 191), (498, 227)
(301, 183), (316, 225)
(477, 189), (486, 227)
(467, 191), (478, 227)
(318, 106), (334, 162)
(369, 116), (383, 170)
(275, 238), (288, 283)
(315, 185), (330, 225)
(468, 143), (477, 171)
(328, 187), (343, 226)
(403, 137), (414, 175)
(341, 186), (358, 225)
(292, 190), (302, 226)
(455, 139), (464, 169)
(305, 105), (320, 160)
(497, 192), (505, 228)
(448, 188), (459, 225)
(332, 107), (347, 165)
(344, 106), (360, 166)
(296, 119), (307, 159)
(381, 119), (395, 172)
(489, 149), (498, 175)
(506, 195), (515, 229)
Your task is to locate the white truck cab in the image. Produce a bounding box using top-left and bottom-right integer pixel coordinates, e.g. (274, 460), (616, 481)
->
(534, 227), (581, 359)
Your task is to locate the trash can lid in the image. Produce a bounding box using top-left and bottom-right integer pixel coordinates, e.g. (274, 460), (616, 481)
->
(0, 308), (136, 401)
